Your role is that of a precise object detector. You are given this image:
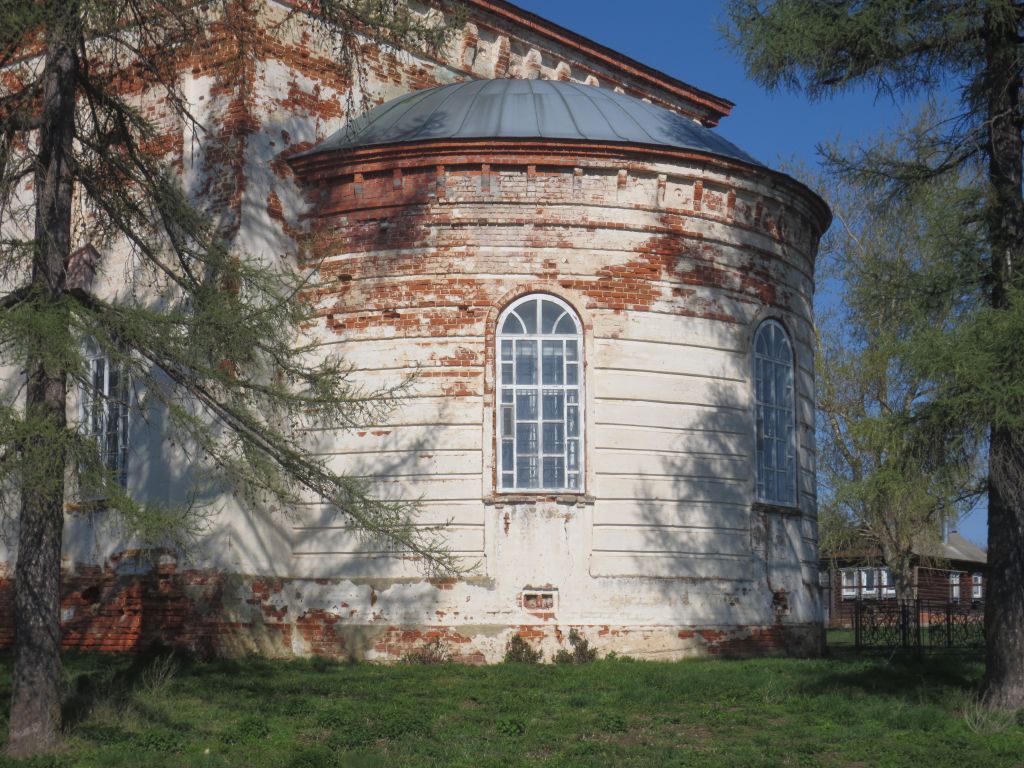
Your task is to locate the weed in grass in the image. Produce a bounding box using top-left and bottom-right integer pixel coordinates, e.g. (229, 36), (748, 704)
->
(220, 716), (272, 744)
(400, 637), (452, 665)
(140, 652), (177, 696)
(288, 744), (339, 768)
(595, 711), (629, 733)
(130, 727), (184, 753)
(497, 716), (527, 736)
(504, 634), (543, 663)
(553, 628), (597, 664)
(962, 697), (1019, 734)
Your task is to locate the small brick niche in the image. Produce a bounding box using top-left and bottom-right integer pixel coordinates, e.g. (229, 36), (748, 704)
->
(521, 589), (557, 611)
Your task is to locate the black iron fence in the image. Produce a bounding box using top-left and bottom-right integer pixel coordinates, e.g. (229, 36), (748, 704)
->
(853, 600), (984, 651)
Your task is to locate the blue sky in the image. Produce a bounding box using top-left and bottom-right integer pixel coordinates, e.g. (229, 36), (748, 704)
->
(510, 1), (987, 546)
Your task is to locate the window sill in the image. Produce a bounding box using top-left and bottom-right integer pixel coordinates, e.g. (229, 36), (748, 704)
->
(485, 493), (595, 507)
(752, 501), (801, 516)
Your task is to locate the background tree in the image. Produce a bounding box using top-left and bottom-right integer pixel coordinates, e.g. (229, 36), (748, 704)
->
(813, 146), (985, 600)
(725, 0), (1024, 708)
(0, 0), (459, 755)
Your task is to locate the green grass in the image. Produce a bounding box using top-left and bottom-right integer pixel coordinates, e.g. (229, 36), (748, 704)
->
(0, 647), (1021, 768)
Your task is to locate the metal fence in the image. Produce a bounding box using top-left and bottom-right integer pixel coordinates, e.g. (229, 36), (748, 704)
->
(853, 600), (984, 651)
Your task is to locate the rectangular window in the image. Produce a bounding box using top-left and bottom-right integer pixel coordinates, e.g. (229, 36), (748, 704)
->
(949, 572), (961, 603)
(971, 572), (983, 601)
(880, 569), (896, 599)
(859, 568), (877, 598)
(841, 569), (857, 599)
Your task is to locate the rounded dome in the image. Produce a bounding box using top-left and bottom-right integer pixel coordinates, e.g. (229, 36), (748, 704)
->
(302, 79), (761, 165)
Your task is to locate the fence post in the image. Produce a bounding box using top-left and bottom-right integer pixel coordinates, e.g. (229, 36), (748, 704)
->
(916, 599), (923, 657)
(854, 600), (861, 650)
(946, 603), (953, 648)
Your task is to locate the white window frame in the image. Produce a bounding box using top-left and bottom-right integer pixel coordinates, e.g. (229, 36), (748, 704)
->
(858, 567), (877, 599)
(496, 295), (583, 492)
(841, 568), (857, 599)
(753, 319), (797, 506)
(880, 568), (897, 599)
(81, 344), (130, 489)
(949, 572), (961, 603)
(971, 572), (983, 601)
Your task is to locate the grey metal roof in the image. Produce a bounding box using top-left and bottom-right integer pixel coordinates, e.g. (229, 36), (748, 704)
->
(300, 79), (761, 165)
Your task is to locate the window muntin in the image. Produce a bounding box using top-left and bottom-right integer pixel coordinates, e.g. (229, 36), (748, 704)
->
(753, 320), (796, 506)
(972, 572), (983, 601)
(497, 295), (582, 492)
(81, 346), (129, 488)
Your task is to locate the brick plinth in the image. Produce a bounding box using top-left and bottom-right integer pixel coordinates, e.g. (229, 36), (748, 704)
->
(0, 564), (823, 661)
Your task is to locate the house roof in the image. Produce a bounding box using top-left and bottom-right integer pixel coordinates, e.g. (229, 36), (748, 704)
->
(919, 533), (988, 566)
(822, 532), (987, 568)
(297, 79), (761, 165)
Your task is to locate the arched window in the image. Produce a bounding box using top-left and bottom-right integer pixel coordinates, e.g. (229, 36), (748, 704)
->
(753, 319), (796, 506)
(497, 295), (582, 491)
(81, 341), (130, 489)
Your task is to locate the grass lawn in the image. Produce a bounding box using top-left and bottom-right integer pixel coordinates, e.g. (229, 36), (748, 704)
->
(0, 644), (1021, 768)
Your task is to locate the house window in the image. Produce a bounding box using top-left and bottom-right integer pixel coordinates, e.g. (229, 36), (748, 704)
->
(949, 572), (961, 603)
(972, 572), (983, 601)
(880, 568), (896, 598)
(841, 569), (857, 599)
(497, 295), (582, 491)
(859, 568), (877, 598)
(753, 320), (796, 506)
(81, 346), (130, 488)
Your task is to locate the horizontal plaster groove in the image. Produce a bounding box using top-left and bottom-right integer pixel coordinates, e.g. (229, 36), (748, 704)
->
(290, 498), (484, 507)
(590, 550), (750, 559)
(594, 396), (748, 411)
(306, 422), (482, 431)
(597, 496), (747, 507)
(310, 448), (482, 457)
(593, 523), (748, 532)
(595, 446), (750, 459)
(291, 550), (484, 556)
(595, 471), (746, 482)
(349, 472), (480, 480)
(292, 523), (484, 531)
(311, 334), (487, 345)
(592, 422), (750, 436)
(592, 365), (746, 384)
(595, 335), (744, 355)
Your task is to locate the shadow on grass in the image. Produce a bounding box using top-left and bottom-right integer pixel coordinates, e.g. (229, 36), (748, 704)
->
(807, 648), (983, 703)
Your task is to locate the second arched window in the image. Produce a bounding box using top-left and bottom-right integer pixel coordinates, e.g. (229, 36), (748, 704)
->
(497, 295), (583, 491)
(753, 319), (796, 506)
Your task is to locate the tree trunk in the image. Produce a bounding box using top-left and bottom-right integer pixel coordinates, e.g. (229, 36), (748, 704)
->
(6, 4), (77, 755)
(980, 7), (1024, 711)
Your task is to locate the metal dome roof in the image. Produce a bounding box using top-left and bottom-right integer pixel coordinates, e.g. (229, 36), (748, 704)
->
(301, 79), (761, 165)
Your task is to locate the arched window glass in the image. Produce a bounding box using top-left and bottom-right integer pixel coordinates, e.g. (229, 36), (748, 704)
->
(753, 320), (795, 505)
(81, 340), (130, 489)
(497, 295), (582, 491)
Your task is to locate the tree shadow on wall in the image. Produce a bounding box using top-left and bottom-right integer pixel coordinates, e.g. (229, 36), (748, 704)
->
(605, 366), (815, 653)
